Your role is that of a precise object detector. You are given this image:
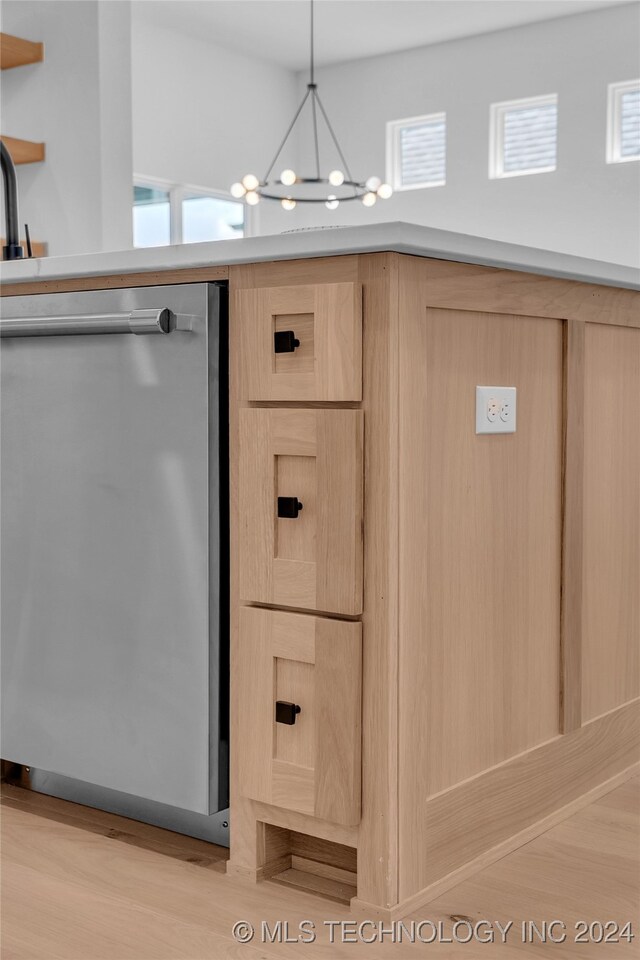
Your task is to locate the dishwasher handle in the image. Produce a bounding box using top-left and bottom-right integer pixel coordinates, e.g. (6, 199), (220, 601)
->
(0, 307), (174, 338)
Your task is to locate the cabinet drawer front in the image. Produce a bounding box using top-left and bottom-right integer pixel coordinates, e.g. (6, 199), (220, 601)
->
(239, 408), (364, 616)
(236, 283), (362, 401)
(238, 606), (362, 825)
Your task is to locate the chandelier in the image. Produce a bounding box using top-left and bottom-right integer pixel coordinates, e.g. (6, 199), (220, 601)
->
(230, 0), (392, 210)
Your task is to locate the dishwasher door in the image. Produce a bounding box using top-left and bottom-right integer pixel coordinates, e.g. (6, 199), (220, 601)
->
(0, 283), (227, 816)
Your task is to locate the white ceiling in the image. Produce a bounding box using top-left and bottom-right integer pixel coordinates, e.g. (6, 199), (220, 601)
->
(132, 0), (636, 71)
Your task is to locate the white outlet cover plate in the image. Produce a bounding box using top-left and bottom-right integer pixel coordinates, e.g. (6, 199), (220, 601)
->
(476, 386), (517, 434)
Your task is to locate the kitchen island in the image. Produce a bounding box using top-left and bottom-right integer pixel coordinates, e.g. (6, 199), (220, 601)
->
(2, 223), (639, 919)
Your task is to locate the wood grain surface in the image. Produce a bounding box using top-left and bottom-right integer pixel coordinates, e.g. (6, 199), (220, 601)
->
(2, 777), (638, 958)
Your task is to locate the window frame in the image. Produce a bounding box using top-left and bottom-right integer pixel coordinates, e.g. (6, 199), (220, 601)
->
(386, 112), (447, 192)
(606, 79), (640, 165)
(489, 93), (558, 180)
(133, 175), (252, 247)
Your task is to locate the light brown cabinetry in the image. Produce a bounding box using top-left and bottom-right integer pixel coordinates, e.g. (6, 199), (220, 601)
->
(231, 270), (367, 894)
(237, 607), (361, 825)
(237, 282), (362, 401)
(582, 322), (640, 721)
(228, 253), (640, 919)
(239, 407), (363, 615)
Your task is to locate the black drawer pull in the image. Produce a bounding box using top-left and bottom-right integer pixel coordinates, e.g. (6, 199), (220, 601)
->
(274, 330), (300, 353)
(277, 496), (303, 519)
(276, 701), (301, 725)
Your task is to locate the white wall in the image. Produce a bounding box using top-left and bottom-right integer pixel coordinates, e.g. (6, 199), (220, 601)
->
(0, 1), (133, 256)
(3, 3), (638, 263)
(260, 4), (640, 266)
(131, 15), (298, 233)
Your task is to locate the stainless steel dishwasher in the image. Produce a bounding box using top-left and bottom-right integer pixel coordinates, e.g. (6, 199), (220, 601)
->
(0, 283), (229, 843)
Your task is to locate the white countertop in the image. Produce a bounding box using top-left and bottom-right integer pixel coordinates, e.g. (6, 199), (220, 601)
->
(2, 222), (639, 290)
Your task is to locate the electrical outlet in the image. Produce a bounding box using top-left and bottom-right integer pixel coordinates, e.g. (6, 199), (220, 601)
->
(487, 397), (501, 422)
(476, 386), (517, 434)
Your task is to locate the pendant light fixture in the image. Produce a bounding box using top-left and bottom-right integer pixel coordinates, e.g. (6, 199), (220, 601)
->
(230, 0), (392, 211)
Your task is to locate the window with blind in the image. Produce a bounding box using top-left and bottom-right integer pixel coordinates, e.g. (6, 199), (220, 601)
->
(490, 94), (558, 179)
(386, 113), (446, 190)
(607, 80), (640, 164)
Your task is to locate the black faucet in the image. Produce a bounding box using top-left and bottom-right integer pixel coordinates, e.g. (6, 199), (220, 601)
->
(1, 140), (24, 261)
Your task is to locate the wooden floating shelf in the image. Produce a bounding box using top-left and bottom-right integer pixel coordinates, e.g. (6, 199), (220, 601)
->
(0, 34), (46, 170)
(0, 32), (44, 70)
(0, 135), (45, 165)
(0, 238), (47, 258)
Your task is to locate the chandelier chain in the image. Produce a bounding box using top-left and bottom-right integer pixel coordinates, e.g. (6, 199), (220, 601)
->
(310, 0), (315, 85)
(311, 90), (321, 180)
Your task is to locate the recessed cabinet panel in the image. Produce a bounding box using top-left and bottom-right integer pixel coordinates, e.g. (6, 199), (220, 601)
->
(236, 283), (362, 401)
(239, 408), (364, 616)
(238, 606), (362, 825)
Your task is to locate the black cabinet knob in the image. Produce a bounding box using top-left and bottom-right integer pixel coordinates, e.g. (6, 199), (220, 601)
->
(275, 701), (301, 725)
(277, 496), (303, 519)
(274, 330), (300, 354)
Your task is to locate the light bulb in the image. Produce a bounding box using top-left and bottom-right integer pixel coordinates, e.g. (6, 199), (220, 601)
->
(366, 176), (382, 192)
(281, 197), (296, 211)
(377, 183), (393, 199)
(362, 192), (377, 207)
(280, 169), (296, 186)
(245, 190), (260, 205)
(329, 170), (344, 186)
(326, 195), (339, 210)
(242, 173), (259, 191)
(230, 181), (246, 198)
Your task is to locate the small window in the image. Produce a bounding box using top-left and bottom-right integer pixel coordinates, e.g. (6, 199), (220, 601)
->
(133, 185), (171, 248)
(181, 194), (244, 243)
(490, 94), (558, 179)
(133, 180), (245, 248)
(386, 113), (446, 190)
(607, 80), (640, 164)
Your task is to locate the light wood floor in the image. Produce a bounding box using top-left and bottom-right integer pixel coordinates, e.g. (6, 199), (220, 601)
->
(1, 777), (638, 959)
